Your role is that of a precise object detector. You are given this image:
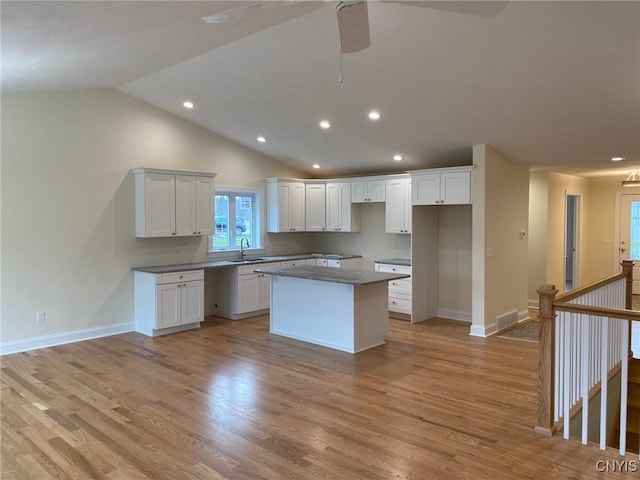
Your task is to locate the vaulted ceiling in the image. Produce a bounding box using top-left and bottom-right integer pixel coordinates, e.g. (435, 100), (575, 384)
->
(3, 1), (639, 176)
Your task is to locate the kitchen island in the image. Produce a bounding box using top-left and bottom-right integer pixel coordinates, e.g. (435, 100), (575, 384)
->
(254, 265), (410, 353)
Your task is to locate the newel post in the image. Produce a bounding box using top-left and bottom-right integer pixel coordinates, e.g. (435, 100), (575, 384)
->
(622, 259), (634, 310)
(535, 284), (558, 436)
(622, 259), (634, 357)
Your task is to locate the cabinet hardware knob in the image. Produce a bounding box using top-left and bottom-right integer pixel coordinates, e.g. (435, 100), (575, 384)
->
(172, 233), (176, 236)
(179, 275), (183, 278)
(193, 232), (196, 234)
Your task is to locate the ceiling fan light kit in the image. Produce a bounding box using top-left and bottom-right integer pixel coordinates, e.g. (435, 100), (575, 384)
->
(622, 171), (640, 188)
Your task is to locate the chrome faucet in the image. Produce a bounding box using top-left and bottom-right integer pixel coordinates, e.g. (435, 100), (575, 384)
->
(240, 237), (250, 259)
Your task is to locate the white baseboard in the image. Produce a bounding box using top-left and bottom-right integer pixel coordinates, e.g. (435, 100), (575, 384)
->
(469, 322), (496, 337)
(0, 322), (134, 355)
(528, 298), (540, 309)
(437, 308), (472, 323)
(519, 309), (530, 321)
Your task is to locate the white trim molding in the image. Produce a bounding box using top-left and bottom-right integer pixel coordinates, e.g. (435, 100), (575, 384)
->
(470, 322), (497, 337)
(0, 322), (134, 355)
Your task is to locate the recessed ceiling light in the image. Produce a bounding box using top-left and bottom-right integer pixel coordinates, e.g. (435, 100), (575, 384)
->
(257, 136), (266, 143)
(393, 154), (403, 161)
(312, 164), (321, 169)
(319, 120), (331, 129)
(183, 101), (194, 109)
(368, 110), (381, 120)
(612, 156), (625, 162)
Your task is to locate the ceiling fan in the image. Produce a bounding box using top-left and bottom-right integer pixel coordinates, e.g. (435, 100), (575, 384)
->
(202, 1), (508, 55)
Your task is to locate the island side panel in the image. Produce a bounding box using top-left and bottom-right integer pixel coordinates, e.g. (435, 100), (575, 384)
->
(353, 282), (389, 352)
(269, 276), (356, 353)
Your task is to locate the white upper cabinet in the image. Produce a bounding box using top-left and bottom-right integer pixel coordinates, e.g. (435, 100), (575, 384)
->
(326, 182), (360, 232)
(351, 179), (386, 203)
(134, 168), (216, 238)
(175, 175), (215, 236)
(411, 166), (472, 205)
(266, 179), (306, 232)
(305, 182), (326, 232)
(385, 177), (411, 234)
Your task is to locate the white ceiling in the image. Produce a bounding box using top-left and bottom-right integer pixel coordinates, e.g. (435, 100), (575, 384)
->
(3, 1), (639, 177)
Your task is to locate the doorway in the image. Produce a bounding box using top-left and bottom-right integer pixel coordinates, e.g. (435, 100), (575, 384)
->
(617, 192), (640, 358)
(564, 194), (580, 292)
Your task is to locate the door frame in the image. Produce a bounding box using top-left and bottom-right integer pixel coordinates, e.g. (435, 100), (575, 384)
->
(614, 187), (640, 273)
(564, 193), (580, 292)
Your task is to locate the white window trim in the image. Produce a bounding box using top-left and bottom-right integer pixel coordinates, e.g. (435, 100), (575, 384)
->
(207, 185), (265, 259)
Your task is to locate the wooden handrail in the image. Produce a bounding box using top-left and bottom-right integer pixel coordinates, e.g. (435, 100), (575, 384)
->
(535, 260), (635, 437)
(554, 302), (640, 321)
(556, 272), (627, 303)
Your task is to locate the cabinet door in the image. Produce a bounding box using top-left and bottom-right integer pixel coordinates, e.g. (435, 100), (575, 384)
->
(237, 274), (261, 314)
(327, 259), (340, 268)
(156, 283), (181, 329)
(277, 183), (293, 232)
(289, 183), (306, 231)
(326, 183), (341, 232)
(316, 258), (328, 267)
(182, 280), (204, 325)
(386, 178), (409, 234)
(259, 274), (271, 310)
(195, 177), (215, 235)
(338, 183), (353, 231)
(351, 181), (369, 203)
(175, 175), (196, 236)
(441, 172), (471, 205)
(411, 173), (441, 205)
(367, 180), (386, 202)
(144, 173), (176, 237)
(305, 183), (326, 231)
(404, 178), (412, 234)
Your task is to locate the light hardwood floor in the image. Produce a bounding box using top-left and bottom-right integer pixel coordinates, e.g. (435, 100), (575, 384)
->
(1, 316), (636, 479)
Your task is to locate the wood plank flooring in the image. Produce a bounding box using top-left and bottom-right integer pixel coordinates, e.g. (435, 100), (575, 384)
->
(2, 316), (637, 479)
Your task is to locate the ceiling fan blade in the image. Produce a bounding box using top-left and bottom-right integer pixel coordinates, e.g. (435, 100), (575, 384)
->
(337, 1), (371, 54)
(202, 1), (303, 24)
(380, 1), (508, 18)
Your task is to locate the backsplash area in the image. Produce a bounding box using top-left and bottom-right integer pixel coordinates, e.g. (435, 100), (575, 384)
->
(311, 203), (411, 270)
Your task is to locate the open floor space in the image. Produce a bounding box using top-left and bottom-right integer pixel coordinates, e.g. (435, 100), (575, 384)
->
(1, 317), (635, 479)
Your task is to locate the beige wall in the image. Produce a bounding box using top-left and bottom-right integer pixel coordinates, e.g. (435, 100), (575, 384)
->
(528, 171), (550, 304)
(311, 203), (411, 270)
(472, 145), (529, 336)
(584, 175), (629, 282)
(437, 205), (472, 318)
(1, 89), (311, 344)
(546, 172), (589, 293)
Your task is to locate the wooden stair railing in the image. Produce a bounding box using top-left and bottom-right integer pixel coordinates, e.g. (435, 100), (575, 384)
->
(536, 260), (640, 458)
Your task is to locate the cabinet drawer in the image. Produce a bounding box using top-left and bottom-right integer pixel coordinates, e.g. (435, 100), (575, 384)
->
(389, 293), (412, 314)
(375, 263), (411, 276)
(280, 259), (306, 268)
(238, 262), (280, 276)
(156, 270), (204, 285)
(388, 277), (412, 293)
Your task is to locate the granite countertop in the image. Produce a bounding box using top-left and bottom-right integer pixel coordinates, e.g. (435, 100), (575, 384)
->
(254, 265), (410, 286)
(132, 253), (362, 274)
(374, 258), (411, 267)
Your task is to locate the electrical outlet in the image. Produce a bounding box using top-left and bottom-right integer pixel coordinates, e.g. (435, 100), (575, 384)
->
(487, 247), (494, 258)
(36, 312), (45, 323)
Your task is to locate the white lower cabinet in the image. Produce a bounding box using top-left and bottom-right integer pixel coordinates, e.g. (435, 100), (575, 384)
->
(375, 263), (412, 318)
(134, 270), (204, 336)
(214, 262), (280, 319)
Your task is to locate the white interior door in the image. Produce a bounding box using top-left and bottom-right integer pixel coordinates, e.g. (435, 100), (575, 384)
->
(619, 194), (640, 294)
(619, 193), (640, 358)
